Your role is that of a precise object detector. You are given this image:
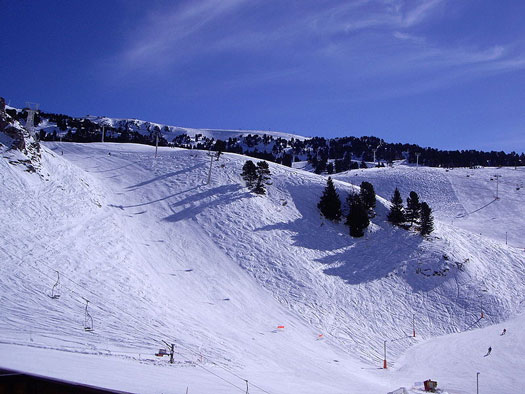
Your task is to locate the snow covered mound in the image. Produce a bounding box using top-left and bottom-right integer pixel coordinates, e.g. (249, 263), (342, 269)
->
(1, 142), (524, 393)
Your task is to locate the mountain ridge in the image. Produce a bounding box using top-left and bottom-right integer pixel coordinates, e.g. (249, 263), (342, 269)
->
(4, 100), (524, 170)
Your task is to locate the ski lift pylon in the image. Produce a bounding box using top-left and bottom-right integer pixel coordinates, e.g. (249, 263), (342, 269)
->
(48, 270), (61, 299)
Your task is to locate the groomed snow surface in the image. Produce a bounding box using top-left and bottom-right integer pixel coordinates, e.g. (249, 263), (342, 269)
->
(1, 142), (524, 393)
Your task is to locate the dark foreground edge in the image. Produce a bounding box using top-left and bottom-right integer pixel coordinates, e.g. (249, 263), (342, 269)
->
(0, 368), (133, 394)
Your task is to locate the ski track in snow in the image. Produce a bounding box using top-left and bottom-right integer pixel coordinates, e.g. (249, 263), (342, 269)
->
(1, 142), (524, 393)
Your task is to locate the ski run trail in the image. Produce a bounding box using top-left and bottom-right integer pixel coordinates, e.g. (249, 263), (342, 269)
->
(1, 142), (524, 394)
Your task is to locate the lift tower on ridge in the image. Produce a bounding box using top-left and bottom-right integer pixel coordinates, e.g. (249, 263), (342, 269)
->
(25, 102), (40, 139)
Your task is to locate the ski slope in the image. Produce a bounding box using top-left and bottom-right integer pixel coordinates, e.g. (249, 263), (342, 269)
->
(1, 142), (524, 393)
(333, 165), (525, 249)
(391, 312), (525, 393)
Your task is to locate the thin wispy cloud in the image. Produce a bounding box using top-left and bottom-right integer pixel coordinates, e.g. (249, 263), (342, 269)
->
(121, 0), (248, 68)
(401, 0), (443, 27)
(111, 0), (525, 100)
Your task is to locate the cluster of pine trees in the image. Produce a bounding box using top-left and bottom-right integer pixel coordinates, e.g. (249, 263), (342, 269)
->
(318, 179), (434, 237)
(317, 178), (376, 237)
(387, 188), (434, 235)
(241, 160), (272, 195)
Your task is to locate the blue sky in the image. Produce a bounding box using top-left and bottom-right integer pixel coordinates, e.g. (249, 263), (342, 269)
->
(1, 0), (524, 152)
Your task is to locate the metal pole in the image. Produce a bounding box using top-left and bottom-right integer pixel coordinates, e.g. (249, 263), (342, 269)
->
(207, 153), (213, 184)
(493, 175), (501, 199)
(477, 372), (480, 394)
(481, 298), (484, 319)
(505, 232), (507, 245)
(101, 126), (105, 143)
(170, 343), (174, 364)
(383, 340), (387, 369)
(155, 132), (159, 158)
(412, 314), (416, 337)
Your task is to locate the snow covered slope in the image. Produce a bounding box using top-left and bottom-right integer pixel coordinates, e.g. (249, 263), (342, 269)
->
(390, 311), (525, 393)
(1, 142), (524, 393)
(333, 165), (525, 251)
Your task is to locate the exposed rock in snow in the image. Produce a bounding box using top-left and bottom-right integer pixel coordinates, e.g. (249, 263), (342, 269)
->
(0, 97), (41, 173)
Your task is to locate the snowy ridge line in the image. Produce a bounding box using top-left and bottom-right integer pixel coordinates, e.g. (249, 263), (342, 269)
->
(6, 254), (275, 394)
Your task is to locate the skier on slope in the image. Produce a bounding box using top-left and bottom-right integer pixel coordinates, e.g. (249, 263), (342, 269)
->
(486, 346), (492, 356)
(501, 328), (506, 335)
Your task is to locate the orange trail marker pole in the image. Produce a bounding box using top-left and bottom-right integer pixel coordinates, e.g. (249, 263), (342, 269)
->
(383, 340), (387, 369)
(480, 298), (484, 318)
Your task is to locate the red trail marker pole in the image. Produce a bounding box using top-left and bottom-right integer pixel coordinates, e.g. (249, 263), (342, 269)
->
(383, 340), (387, 369)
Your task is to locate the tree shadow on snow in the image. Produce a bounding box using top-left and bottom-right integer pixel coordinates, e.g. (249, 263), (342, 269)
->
(255, 184), (449, 287)
(319, 228), (452, 291)
(109, 185), (202, 209)
(318, 228), (424, 285)
(254, 184), (352, 251)
(126, 163), (203, 191)
(163, 184), (253, 223)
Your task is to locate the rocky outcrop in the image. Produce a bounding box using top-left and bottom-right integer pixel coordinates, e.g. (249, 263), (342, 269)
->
(0, 97), (27, 151)
(1, 97), (41, 170)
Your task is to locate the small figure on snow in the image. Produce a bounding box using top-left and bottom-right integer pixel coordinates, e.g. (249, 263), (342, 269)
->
(501, 328), (506, 335)
(484, 346), (492, 356)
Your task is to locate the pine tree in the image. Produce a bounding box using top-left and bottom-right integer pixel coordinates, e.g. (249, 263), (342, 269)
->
(253, 161), (272, 195)
(359, 181), (376, 211)
(406, 191), (421, 225)
(241, 160), (257, 189)
(317, 177), (342, 221)
(214, 139), (226, 160)
(387, 187), (406, 225)
(314, 159), (327, 174)
(420, 202), (434, 235)
(346, 194), (369, 237)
